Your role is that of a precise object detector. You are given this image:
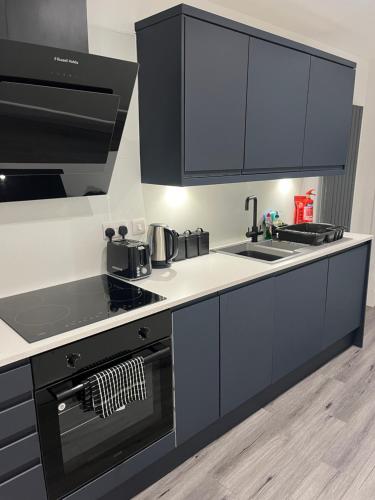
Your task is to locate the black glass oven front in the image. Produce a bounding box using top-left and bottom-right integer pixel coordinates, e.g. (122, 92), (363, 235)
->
(34, 340), (173, 499)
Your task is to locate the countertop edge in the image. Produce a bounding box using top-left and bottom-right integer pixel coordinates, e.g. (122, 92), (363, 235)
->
(0, 234), (372, 368)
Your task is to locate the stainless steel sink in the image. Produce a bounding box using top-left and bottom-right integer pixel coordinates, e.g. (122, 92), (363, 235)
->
(214, 239), (314, 263)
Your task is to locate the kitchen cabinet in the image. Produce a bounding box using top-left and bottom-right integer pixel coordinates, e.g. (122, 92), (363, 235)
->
(0, 360), (46, 499)
(1, 0), (88, 52)
(324, 245), (369, 348)
(0, 465), (46, 500)
(136, 4), (355, 186)
(303, 57), (355, 169)
(220, 279), (274, 415)
(173, 297), (220, 444)
(244, 38), (310, 173)
(272, 260), (328, 381)
(184, 17), (248, 175)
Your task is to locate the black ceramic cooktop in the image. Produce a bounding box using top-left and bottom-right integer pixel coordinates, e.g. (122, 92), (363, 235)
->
(0, 275), (165, 343)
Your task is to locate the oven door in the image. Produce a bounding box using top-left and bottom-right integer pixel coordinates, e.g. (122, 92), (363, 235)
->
(35, 339), (173, 499)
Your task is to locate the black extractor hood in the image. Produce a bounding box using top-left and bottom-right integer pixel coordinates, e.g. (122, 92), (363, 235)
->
(0, 39), (138, 202)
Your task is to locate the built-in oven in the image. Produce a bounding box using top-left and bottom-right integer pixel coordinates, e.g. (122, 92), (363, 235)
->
(32, 311), (173, 500)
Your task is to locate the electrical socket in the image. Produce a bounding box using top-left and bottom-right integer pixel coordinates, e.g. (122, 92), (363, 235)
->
(102, 221), (129, 241)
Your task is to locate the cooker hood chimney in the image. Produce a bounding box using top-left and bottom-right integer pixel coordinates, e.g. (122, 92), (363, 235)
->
(0, 1), (138, 203)
(0, 0), (88, 52)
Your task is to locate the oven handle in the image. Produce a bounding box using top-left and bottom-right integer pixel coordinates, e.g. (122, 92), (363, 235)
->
(54, 346), (171, 402)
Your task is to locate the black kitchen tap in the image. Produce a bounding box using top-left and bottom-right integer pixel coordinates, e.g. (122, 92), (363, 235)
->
(245, 195), (263, 242)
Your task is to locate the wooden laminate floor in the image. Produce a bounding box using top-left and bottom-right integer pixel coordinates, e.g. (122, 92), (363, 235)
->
(135, 308), (375, 500)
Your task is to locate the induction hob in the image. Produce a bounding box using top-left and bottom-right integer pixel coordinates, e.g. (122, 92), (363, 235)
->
(0, 275), (165, 343)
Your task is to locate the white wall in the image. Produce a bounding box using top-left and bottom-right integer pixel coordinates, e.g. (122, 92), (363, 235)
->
(0, 0), (371, 300)
(143, 179), (300, 247)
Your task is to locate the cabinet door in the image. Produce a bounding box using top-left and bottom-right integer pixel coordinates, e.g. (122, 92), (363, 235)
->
(324, 245), (368, 348)
(244, 38), (310, 172)
(303, 57), (355, 168)
(184, 17), (248, 174)
(0, 465), (46, 500)
(273, 260), (328, 381)
(173, 297), (220, 444)
(220, 279), (274, 416)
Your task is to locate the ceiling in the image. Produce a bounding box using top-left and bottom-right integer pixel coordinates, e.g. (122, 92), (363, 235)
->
(87, 0), (375, 59)
(210, 0), (375, 58)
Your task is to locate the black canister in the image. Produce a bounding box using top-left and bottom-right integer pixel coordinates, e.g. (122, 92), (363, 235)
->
(195, 228), (209, 255)
(173, 232), (187, 261)
(184, 230), (199, 258)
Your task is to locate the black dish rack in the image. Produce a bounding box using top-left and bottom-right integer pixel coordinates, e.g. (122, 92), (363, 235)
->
(277, 223), (345, 246)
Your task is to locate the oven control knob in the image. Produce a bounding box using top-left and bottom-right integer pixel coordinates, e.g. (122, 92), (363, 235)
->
(66, 352), (81, 369)
(138, 327), (150, 340)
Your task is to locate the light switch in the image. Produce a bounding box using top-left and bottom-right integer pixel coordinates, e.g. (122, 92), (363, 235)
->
(132, 218), (146, 235)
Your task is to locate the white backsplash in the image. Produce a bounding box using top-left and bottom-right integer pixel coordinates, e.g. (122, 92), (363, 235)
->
(143, 179), (303, 248)
(0, 25), (306, 298)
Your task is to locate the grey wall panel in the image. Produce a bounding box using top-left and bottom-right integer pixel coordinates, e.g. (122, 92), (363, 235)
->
(320, 106), (363, 229)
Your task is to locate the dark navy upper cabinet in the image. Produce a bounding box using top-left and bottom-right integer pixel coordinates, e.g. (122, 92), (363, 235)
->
(244, 38), (310, 173)
(220, 279), (274, 416)
(173, 297), (220, 445)
(273, 260), (328, 381)
(184, 17), (248, 175)
(324, 245), (369, 348)
(303, 57), (355, 170)
(136, 5), (355, 186)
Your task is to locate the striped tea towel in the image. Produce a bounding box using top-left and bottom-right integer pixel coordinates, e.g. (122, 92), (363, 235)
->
(83, 356), (147, 418)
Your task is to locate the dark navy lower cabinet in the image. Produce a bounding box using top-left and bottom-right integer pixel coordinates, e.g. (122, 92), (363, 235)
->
(324, 244), (369, 348)
(0, 464), (46, 500)
(173, 297), (220, 444)
(272, 260), (328, 381)
(220, 279), (274, 416)
(0, 360), (46, 499)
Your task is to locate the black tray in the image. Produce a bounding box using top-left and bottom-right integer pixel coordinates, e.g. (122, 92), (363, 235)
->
(277, 223), (345, 246)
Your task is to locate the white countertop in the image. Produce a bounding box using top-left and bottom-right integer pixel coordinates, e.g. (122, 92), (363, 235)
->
(0, 232), (372, 368)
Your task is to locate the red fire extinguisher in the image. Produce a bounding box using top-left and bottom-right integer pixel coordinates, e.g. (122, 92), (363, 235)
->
(294, 189), (316, 224)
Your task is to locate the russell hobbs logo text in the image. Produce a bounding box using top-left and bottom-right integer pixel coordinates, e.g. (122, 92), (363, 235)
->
(53, 56), (79, 65)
